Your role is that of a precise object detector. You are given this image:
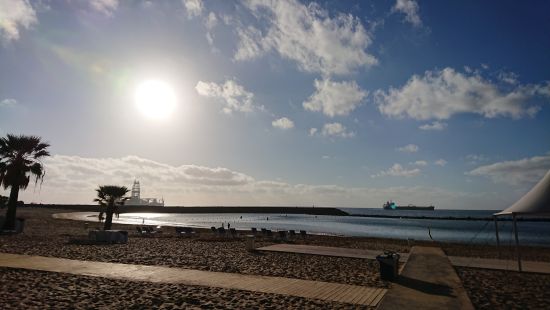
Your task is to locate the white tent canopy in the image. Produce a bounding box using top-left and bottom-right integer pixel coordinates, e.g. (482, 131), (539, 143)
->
(493, 169), (550, 272)
(495, 169), (550, 216)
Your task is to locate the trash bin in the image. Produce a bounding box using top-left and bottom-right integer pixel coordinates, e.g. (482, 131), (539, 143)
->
(246, 235), (255, 251)
(376, 251), (400, 281)
(15, 217), (25, 233)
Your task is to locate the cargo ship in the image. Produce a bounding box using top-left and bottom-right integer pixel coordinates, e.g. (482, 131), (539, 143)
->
(383, 201), (435, 211)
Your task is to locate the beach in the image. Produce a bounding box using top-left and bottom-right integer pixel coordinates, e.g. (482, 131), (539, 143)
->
(1, 207), (549, 309)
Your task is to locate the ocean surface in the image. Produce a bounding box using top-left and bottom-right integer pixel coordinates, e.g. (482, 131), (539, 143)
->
(80, 208), (550, 246)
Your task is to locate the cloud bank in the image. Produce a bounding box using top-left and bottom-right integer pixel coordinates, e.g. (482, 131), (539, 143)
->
(467, 154), (550, 186)
(12, 154), (496, 209)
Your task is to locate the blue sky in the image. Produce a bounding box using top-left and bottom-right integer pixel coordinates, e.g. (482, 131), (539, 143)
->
(1, 0), (549, 209)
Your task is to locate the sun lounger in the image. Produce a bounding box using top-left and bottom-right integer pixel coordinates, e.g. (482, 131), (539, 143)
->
(300, 230), (307, 238)
(217, 227), (226, 236)
(251, 227), (258, 235)
(136, 226), (146, 234)
(266, 229), (273, 238)
(211, 226), (217, 234)
(176, 227), (197, 237)
(229, 228), (238, 238)
(278, 230), (288, 241)
(261, 228), (267, 236)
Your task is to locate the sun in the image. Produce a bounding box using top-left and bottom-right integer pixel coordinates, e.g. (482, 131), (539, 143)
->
(134, 80), (176, 120)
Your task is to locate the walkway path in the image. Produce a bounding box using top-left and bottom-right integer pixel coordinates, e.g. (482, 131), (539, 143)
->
(258, 244), (550, 274)
(257, 244), (409, 261)
(378, 246), (474, 310)
(0, 253), (385, 307)
(449, 256), (550, 273)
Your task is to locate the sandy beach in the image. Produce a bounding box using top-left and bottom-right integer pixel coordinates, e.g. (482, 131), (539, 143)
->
(1, 207), (549, 309)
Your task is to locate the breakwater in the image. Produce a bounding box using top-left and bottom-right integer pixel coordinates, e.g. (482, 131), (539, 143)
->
(25, 204), (349, 216)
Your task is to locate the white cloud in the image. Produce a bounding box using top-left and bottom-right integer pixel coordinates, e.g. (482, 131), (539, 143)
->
(465, 154), (489, 165)
(309, 128), (318, 136)
(303, 79), (367, 117)
(434, 159), (447, 166)
(204, 12), (218, 48)
(235, 0), (377, 76)
(0, 0), (37, 42)
(411, 160), (428, 166)
(90, 0), (118, 16)
(498, 71), (519, 85)
(320, 122), (355, 138)
(272, 117), (294, 130)
(195, 79), (257, 114)
(182, 0), (203, 18)
(205, 11), (218, 29)
(419, 121), (447, 131)
(397, 144), (419, 153)
(371, 163), (420, 178)
(467, 154), (550, 186)
(0, 98), (17, 107)
(392, 0), (422, 27)
(375, 67), (550, 120)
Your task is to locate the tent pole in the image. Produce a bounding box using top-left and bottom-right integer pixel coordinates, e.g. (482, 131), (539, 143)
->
(494, 215), (500, 259)
(512, 213), (522, 272)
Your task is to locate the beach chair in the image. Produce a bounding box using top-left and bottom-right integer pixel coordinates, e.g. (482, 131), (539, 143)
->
(211, 226), (217, 234)
(185, 227), (198, 237)
(144, 226), (160, 234)
(177, 227), (196, 237)
(217, 227), (226, 237)
(261, 228), (267, 236)
(266, 229), (273, 238)
(300, 230), (307, 238)
(136, 226), (147, 235)
(229, 228), (238, 238)
(251, 227), (258, 235)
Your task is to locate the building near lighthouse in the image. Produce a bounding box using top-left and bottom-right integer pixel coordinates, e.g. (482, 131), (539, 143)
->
(125, 180), (164, 207)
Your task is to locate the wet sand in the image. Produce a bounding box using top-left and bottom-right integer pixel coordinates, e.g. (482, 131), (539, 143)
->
(1, 207), (550, 308)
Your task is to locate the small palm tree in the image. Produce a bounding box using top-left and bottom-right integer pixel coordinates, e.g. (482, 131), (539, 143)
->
(94, 185), (129, 230)
(0, 134), (50, 230)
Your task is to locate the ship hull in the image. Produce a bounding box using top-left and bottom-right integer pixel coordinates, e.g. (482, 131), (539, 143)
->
(385, 206), (435, 211)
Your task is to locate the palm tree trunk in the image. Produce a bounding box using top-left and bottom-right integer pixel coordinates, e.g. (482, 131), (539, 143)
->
(103, 205), (114, 230)
(3, 186), (20, 230)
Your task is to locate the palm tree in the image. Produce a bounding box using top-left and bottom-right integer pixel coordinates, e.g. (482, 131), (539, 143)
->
(0, 134), (50, 230)
(94, 185), (129, 230)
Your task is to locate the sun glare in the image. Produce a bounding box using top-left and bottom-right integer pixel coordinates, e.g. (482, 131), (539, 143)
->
(134, 80), (176, 120)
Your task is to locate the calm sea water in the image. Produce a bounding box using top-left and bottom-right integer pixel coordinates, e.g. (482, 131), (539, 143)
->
(106, 208), (550, 247)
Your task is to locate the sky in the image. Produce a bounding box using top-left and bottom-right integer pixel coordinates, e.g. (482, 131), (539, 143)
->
(1, 0), (549, 209)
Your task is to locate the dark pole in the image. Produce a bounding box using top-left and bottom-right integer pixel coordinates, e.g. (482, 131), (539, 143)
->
(512, 213), (522, 272)
(494, 215), (501, 259)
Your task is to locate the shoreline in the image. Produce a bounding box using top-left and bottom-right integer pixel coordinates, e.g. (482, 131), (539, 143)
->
(23, 204), (550, 221)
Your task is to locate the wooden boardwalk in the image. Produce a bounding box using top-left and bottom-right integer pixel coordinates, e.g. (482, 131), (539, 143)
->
(258, 244), (550, 274)
(449, 256), (550, 274)
(257, 244), (409, 260)
(0, 253), (385, 307)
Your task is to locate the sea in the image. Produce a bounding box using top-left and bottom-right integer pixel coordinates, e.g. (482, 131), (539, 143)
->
(100, 208), (550, 247)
